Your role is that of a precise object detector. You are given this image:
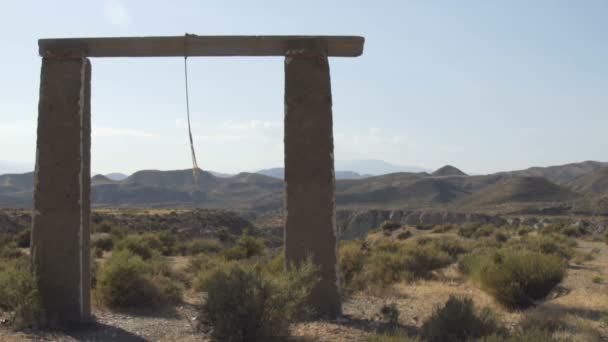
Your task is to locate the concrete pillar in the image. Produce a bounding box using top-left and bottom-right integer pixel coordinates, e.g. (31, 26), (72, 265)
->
(284, 39), (341, 318)
(32, 57), (91, 325)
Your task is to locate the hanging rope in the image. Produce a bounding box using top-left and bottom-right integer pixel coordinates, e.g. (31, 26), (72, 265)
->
(184, 34), (200, 188)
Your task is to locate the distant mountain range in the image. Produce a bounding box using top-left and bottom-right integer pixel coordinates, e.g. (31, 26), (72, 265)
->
(1, 160), (607, 215)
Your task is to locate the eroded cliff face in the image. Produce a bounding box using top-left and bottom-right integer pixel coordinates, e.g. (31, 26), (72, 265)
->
(335, 209), (608, 240)
(336, 209), (508, 240)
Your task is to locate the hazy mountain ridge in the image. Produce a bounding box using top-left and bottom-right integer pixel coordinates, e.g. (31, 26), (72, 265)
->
(1, 161), (607, 213)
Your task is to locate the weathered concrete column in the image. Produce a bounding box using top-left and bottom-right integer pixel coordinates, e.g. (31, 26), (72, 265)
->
(284, 39), (341, 317)
(32, 57), (91, 325)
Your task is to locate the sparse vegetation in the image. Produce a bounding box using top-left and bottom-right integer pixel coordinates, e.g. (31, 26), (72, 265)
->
(379, 303), (400, 326)
(222, 234), (265, 260)
(421, 296), (502, 342)
(15, 228), (30, 248)
(0, 257), (42, 328)
(381, 220), (401, 233)
(96, 250), (182, 309)
(465, 249), (566, 308)
(340, 239), (452, 293)
(458, 224), (496, 239)
(202, 260), (318, 341)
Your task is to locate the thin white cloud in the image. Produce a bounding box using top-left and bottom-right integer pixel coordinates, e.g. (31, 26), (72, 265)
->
(93, 126), (159, 139)
(178, 119), (282, 142)
(103, 0), (131, 26)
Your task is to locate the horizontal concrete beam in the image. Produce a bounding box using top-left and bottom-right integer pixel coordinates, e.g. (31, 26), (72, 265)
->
(39, 35), (365, 58)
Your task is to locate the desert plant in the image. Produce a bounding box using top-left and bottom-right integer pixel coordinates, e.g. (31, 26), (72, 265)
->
(0, 258), (42, 328)
(201, 260), (318, 341)
(494, 232), (509, 243)
(561, 226), (584, 237)
(432, 224), (457, 234)
(381, 220), (401, 233)
(458, 224), (495, 239)
(379, 303), (400, 326)
(223, 234), (265, 260)
(180, 238), (222, 255)
(430, 238), (469, 259)
(400, 244), (452, 279)
(396, 230), (412, 240)
(476, 250), (565, 308)
(339, 240), (367, 295)
(92, 234), (114, 252)
(94, 220), (114, 233)
(472, 225), (495, 239)
(96, 250), (182, 309)
(114, 235), (157, 260)
(15, 228), (30, 248)
(0, 242), (24, 259)
(155, 230), (178, 256)
(421, 296), (501, 342)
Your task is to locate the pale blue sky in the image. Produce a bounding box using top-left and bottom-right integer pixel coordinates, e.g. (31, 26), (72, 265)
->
(1, 1), (606, 175)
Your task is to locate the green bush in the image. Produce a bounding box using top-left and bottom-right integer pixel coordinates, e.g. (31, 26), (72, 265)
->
(476, 250), (565, 308)
(0, 242), (24, 259)
(561, 226), (583, 237)
(494, 232), (509, 243)
(381, 220), (401, 232)
(156, 231), (178, 256)
(432, 224), (457, 234)
(472, 225), (495, 239)
(97, 250), (182, 309)
(430, 238), (469, 259)
(379, 303), (400, 325)
(92, 234), (114, 252)
(458, 224), (496, 239)
(192, 256), (238, 292)
(114, 235), (157, 260)
(396, 230), (412, 240)
(349, 240), (452, 292)
(339, 240), (367, 295)
(180, 238), (222, 255)
(400, 244), (452, 279)
(16, 228), (30, 248)
(517, 227), (531, 236)
(512, 235), (574, 261)
(0, 258), (42, 328)
(421, 296), (501, 342)
(202, 260), (318, 341)
(95, 221), (114, 233)
(223, 235), (265, 260)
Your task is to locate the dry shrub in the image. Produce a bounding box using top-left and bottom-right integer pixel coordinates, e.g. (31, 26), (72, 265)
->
(202, 260), (318, 341)
(341, 239), (452, 293)
(0, 257), (42, 328)
(381, 220), (401, 233)
(476, 250), (565, 308)
(421, 296), (502, 342)
(97, 250), (182, 309)
(222, 235), (265, 260)
(179, 238), (222, 255)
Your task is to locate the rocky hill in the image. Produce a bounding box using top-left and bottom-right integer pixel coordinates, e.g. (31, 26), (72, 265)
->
(432, 165), (467, 177)
(498, 160), (608, 184)
(0, 161), (606, 213)
(567, 166), (608, 194)
(460, 176), (581, 207)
